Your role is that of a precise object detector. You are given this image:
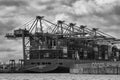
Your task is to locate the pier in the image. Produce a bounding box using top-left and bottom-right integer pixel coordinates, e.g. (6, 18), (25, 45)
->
(70, 62), (120, 74)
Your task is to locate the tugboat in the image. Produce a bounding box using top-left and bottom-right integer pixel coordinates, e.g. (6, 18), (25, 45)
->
(5, 16), (120, 73)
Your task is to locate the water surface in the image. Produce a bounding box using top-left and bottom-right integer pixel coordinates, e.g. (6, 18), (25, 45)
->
(0, 73), (119, 80)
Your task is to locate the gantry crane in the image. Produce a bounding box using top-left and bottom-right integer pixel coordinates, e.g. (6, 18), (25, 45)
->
(5, 16), (120, 65)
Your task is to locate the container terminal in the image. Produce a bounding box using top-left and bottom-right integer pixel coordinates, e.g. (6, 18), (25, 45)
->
(1, 16), (120, 74)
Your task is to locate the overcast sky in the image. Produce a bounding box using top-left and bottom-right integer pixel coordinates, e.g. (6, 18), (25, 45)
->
(0, 0), (120, 63)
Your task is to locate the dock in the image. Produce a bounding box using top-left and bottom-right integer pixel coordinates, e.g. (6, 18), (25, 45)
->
(70, 62), (120, 74)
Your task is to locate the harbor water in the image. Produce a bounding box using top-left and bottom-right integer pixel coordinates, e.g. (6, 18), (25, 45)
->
(0, 73), (119, 80)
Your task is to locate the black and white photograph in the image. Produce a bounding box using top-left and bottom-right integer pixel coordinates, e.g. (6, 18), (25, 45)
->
(0, 0), (120, 80)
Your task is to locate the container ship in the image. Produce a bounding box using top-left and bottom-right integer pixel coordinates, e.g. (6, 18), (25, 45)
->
(5, 16), (120, 74)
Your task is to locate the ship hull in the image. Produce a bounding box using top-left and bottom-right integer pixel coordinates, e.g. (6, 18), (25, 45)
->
(22, 59), (74, 73)
(23, 66), (69, 73)
(22, 59), (120, 74)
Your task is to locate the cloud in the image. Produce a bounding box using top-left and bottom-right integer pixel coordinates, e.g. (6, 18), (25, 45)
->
(0, 0), (28, 7)
(95, 0), (119, 5)
(54, 13), (71, 22)
(71, 0), (120, 15)
(0, 48), (16, 52)
(0, 20), (16, 35)
(0, 37), (23, 62)
(0, 53), (22, 63)
(114, 5), (120, 15)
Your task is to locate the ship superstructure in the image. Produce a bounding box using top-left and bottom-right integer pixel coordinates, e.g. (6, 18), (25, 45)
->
(5, 16), (120, 73)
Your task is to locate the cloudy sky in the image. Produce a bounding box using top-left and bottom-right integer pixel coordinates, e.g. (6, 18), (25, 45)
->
(0, 0), (120, 63)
